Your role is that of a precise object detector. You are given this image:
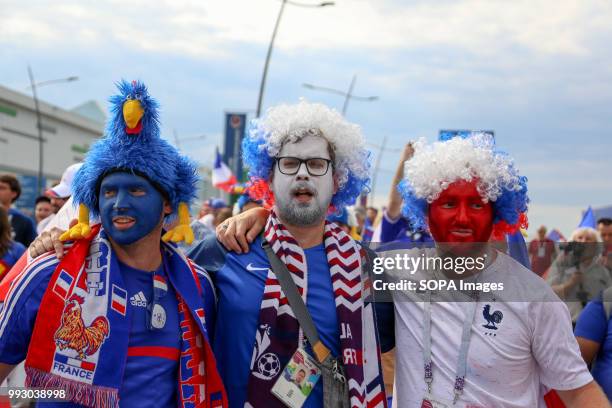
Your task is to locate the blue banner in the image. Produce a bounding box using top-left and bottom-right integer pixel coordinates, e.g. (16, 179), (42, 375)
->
(15, 174), (44, 214)
(439, 129), (495, 143)
(223, 113), (247, 182)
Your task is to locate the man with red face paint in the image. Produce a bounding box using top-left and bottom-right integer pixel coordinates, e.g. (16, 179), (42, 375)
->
(427, 179), (495, 251)
(215, 134), (609, 407)
(378, 134), (607, 407)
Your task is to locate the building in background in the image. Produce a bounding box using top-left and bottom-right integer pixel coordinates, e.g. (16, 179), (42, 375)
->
(0, 84), (104, 215)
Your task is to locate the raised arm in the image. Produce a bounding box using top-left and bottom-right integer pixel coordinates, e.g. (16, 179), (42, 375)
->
(386, 143), (414, 220)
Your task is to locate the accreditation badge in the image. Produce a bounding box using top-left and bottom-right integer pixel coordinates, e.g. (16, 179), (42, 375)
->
(421, 393), (453, 408)
(271, 348), (321, 408)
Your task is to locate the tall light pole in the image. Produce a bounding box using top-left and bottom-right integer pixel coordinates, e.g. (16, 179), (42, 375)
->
(27, 66), (78, 195)
(304, 74), (379, 205)
(366, 139), (399, 207)
(369, 136), (387, 206)
(303, 74), (378, 116)
(255, 0), (334, 117)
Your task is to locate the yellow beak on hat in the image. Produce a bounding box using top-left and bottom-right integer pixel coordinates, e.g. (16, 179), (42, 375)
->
(123, 99), (144, 131)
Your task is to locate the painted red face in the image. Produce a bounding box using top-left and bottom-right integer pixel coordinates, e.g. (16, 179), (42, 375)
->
(428, 179), (494, 244)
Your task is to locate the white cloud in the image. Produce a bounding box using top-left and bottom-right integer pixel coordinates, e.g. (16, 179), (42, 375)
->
(3, 0), (611, 59)
(525, 203), (584, 239)
(2, 0), (610, 220)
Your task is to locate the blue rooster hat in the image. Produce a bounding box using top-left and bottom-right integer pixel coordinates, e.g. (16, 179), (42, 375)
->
(72, 80), (198, 218)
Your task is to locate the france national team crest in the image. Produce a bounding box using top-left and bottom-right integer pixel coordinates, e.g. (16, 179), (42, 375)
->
(52, 292), (110, 384)
(152, 303), (167, 329)
(482, 304), (503, 334)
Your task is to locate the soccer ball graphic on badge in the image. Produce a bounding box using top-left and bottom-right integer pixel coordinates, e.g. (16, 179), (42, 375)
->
(257, 352), (281, 380)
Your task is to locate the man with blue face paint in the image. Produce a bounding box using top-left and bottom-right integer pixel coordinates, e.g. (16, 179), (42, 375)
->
(99, 172), (167, 246)
(0, 81), (227, 408)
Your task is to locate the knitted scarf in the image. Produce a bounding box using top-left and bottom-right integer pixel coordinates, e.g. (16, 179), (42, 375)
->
(24, 225), (227, 408)
(245, 211), (387, 408)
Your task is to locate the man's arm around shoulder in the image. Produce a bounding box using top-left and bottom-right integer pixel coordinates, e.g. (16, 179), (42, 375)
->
(187, 234), (228, 275)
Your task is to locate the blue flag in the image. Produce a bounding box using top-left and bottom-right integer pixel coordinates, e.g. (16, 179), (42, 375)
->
(506, 231), (531, 269)
(578, 206), (596, 228)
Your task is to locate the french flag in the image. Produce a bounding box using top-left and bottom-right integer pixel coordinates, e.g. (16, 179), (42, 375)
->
(195, 308), (206, 327)
(55, 353), (96, 371)
(111, 284), (127, 316)
(53, 270), (74, 299)
(212, 148), (237, 193)
(153, 275), (167, 292)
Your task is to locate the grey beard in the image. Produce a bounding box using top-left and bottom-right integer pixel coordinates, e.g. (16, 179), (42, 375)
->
(276, 199), (325, 227)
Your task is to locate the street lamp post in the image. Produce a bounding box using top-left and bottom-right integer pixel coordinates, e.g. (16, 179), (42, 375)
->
(365, 139), (401, 207)
(255, 0), (334, 118)
(26, 66), (78, 195)
(303, 74), (378, 116)
(303, 74), (379, 205)
(369, 136), (388, 206)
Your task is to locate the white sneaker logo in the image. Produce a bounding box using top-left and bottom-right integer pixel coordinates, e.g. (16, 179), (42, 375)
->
(246, 263), (269, 273)
(130, 291), (147, 307)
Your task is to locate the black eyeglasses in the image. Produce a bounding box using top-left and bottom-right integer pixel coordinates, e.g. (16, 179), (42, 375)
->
(276, 156), (333, 176)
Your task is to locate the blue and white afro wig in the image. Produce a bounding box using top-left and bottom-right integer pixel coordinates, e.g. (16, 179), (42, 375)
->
(72, 80), (198, 218)
(398, 134), (529, 237)
(242, 100), (371, 210)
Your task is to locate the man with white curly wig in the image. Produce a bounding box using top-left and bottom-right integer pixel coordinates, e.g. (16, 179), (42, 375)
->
(373, 134), (607, 407)
(221, 133), (609, 407)
(188, 101), (387, 408)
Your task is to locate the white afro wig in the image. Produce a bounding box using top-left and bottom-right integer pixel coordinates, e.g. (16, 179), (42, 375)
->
(398, 134), (529, 235)
(242, 100), (371, 209)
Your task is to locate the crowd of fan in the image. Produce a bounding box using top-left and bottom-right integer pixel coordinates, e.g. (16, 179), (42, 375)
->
(1, 155), (611, 402)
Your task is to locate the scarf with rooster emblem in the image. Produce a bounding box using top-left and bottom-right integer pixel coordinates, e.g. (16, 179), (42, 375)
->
(24, 225), (227, 408)
(246, 210), (387, 408)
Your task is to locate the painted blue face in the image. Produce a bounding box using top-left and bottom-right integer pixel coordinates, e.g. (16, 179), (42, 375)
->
(98, 172), (166, 245)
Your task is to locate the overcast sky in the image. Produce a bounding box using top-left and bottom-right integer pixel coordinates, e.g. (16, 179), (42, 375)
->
(2, 0), (611, 237)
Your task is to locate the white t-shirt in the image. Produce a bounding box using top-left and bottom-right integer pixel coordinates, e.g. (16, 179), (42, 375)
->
(379, 248), (593, 408)
(36, 213), (55, 235)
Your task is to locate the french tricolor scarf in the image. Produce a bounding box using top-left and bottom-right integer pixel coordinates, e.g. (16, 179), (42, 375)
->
(246, 211), (387, 408)
(24, 225), (227, 408)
